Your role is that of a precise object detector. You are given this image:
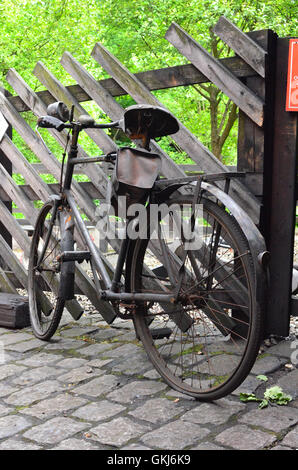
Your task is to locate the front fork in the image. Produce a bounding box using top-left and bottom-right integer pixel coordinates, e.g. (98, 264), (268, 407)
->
(58, 205), (75, 301)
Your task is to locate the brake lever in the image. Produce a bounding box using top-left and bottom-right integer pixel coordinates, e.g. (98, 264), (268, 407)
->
(35, 125), (51, 152)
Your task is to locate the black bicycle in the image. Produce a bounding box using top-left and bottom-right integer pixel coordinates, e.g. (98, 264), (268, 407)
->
(28, 102), (267, 401)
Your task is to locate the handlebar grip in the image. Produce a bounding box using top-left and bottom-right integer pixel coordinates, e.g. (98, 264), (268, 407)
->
(37, 116), (65, 131)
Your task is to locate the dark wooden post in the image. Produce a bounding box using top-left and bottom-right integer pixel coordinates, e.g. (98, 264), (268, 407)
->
(263, 37), (298, 336)
(0, 88), (13, 266)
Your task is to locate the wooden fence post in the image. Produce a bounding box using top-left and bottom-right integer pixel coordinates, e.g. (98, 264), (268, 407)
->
(264, 37), (298, 336)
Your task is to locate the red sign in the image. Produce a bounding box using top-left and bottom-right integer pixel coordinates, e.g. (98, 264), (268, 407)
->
(286, 39), (298, 111)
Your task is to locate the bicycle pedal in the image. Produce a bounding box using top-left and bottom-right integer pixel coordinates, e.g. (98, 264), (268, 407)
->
(58, 251), (91, 263)
(150, 327), (172, 339)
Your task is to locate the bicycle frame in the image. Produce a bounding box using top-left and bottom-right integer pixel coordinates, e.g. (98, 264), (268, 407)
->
(57, 122), (176, 304)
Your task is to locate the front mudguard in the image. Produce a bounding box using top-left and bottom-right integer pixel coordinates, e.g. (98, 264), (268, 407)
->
(58, 208), (75, 300)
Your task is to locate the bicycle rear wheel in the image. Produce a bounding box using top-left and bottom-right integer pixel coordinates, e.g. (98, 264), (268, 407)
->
(28, 200), (67, 340)
(127, 196), (263, 401)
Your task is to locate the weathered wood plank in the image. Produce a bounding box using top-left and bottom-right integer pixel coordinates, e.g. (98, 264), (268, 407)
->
(0, 134), (115, 323)
(33, 62), (116, 157)
(6, 68), (109, 198)
(0, 267), (18, 294)
(0, 201), (59, 316)
(264, 38), (298, 336)
(8, 58), (258, 113)
(0, 178), (116, 323)
(213, 16), (267, 78)
(28, 65), (125, 255)
(0, 90), (96, 222)
(91, 42), (260, 223)
(0, 233), (32, 292)
(236, 31), (269, 199)
(61, 51), (185, 180)
(0, 135), (51, 202)
(28, 161), (104, 176)
(0, 163), (37, 226)
(165, 22), (264, 126)
(0, 181), (100, 202)
(237, 75), (266, 181)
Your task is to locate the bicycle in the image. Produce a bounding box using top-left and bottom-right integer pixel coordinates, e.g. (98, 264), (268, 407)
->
(28, 102), (268, 401)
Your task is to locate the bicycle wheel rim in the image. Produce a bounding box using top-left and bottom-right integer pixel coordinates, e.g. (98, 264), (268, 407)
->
(28, 201), (64, 340)
(129, 197), (262, 400)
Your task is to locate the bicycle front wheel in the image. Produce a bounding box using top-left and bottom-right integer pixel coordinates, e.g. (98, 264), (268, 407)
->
(128, 196), (263, 401)
(28, 200), (66, 340)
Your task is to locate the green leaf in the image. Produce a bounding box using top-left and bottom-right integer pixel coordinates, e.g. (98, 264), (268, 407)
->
(239, 393), (261, 402)
(263, 386), (292, 405)
(258, 399), (269, 409)
(256, 375), (268, 382)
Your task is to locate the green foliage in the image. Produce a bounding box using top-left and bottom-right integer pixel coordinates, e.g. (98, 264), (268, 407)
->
(256, 374), (268, 382)
(239, 385), (292, 409)
(263, 385), (292, 406)
(0, 0), (297, 210)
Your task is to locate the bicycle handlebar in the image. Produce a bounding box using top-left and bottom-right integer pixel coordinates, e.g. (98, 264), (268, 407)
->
(37, 115), (121, 132)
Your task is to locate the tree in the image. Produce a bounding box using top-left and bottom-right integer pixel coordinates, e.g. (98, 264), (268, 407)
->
(0, 0), (297, 162)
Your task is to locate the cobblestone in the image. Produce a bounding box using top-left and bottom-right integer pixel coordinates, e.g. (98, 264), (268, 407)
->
(72, 374), (120, 397)
(0, 315), (296, 450)
(278, 369), (298, 399)
(106, 380), (167, 404)
(0, 415), (33, 439)
(181, 399), (245, 426)
(71, 400), (126, 421)
(215, 424), (276, 450)
(20, 393), (88, 419)
(89, 417), (150, 447)
(141, 420), (210, 449)
(23, 416), (90, 444)
(239, 405), (298, 431)
(128, 398), (186, 424)
(281, 427), (298, 448)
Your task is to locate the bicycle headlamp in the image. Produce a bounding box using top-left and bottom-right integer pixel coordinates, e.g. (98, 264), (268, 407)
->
(46, 101), (70, 122)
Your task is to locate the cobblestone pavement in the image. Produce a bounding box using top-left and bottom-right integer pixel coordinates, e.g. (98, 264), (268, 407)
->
(0, 311), (297, 451)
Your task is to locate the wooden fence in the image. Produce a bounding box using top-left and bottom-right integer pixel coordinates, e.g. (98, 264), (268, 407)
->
(0, 17), (297, 335)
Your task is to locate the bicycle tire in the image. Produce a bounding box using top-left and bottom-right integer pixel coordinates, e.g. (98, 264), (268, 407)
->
(127, 196), (263, 401)
(28, 200), (69, 340)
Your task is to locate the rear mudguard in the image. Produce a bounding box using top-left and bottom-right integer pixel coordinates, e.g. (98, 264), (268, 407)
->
(202, 181), (268, 310)
(162, 180), (268, 313)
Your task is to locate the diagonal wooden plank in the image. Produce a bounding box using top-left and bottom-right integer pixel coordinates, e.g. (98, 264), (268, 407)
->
(31, 64), (127, 256)
(33, 62), (117, 157)
(165, 22), (264, 126)
(0, 135), (51, 203)
(0, 91), (96, 222)
(8, 55), (258, 114)
(6, 68), (109, 198)
(0, 163), (116, 323)
(0, 181), (101, 203)
(91, 42), (260, 223)
(0, 230), (31, 290)
(213, 16), (267, 78)
(0, 199), (83, 318)
(0, 265), (18, 294)
(0, 164), (36, 225)
(0, 80), (118, 322)
(60, 51), (185, 180)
